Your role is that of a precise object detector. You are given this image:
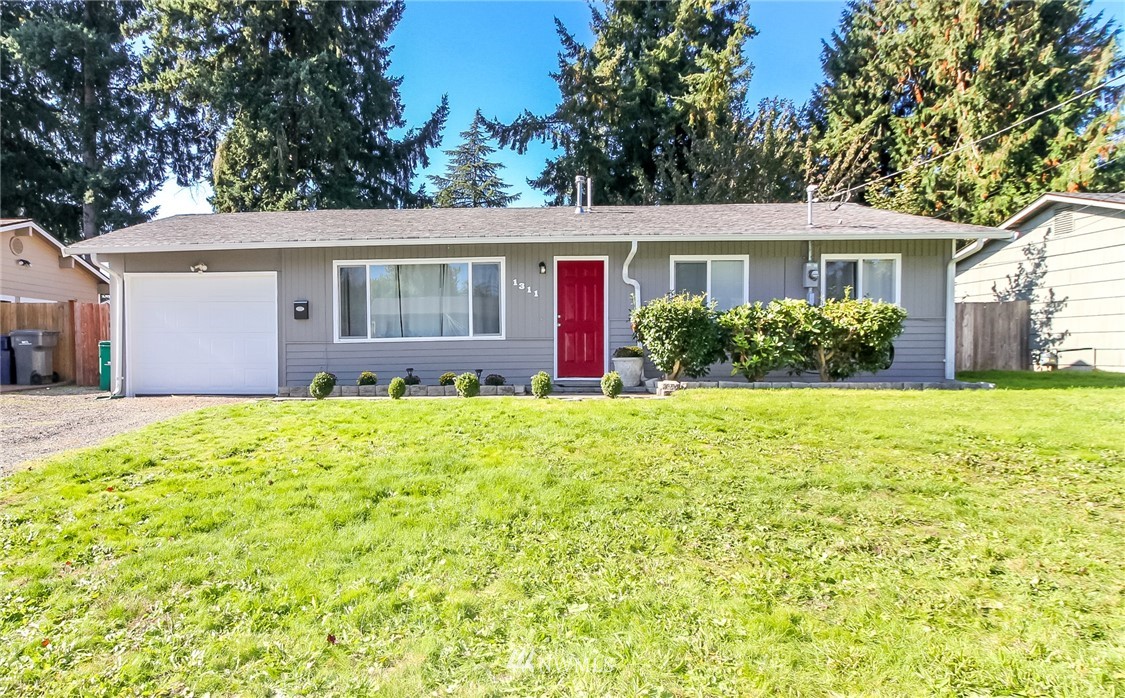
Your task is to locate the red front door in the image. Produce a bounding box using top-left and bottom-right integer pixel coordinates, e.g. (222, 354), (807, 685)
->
(556, 260), (605, 378)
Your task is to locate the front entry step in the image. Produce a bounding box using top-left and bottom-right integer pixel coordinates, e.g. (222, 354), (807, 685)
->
(553, 381), (648, 394)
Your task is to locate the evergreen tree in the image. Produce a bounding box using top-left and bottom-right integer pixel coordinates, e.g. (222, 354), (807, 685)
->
(429, 110), (520, 208)
(1, 1), (165, 241)
(664, 98), (809, 203)
(810, 0), (1124, 226)
(139, 0), (448, 212)
(489, 0), (758, 205)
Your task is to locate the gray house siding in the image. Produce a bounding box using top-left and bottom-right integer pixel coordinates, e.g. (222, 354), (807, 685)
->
(107, 238), (952, 388)
(957, 203), (1125, 371)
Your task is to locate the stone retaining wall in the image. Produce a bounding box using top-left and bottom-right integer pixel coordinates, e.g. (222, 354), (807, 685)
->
(648, 378), (994, 396)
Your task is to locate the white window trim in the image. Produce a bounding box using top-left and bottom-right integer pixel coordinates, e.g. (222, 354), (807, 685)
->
(332, 257), (506, 343)
(819, 253), (902, 305)
(668, 255), (750, 307)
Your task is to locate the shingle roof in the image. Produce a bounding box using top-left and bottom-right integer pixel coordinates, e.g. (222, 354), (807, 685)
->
(67, 202), (1004, 254)
(1049, 191), (1125, 205)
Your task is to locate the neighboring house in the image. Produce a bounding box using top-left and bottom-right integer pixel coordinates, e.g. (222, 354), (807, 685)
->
(1, 218), (109, 304)
(956, 192), (1125, 372)
(66, 203), (1006, 396)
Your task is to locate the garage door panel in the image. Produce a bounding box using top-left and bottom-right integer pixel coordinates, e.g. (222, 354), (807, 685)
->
(127, 274), (278, 395)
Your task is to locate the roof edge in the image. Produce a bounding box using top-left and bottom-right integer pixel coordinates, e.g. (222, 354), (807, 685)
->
(1000, 193), (1125, 230)
(66, 230), (1008, 255)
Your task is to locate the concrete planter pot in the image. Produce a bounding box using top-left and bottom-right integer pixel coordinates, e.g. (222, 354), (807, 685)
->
(612, 357), (644, 386)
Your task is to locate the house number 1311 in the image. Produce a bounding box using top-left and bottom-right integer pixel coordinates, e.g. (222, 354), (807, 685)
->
(512, 278), (539, 297)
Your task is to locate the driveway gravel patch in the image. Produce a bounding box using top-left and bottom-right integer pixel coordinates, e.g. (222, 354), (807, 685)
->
(0, 387), (247, 475)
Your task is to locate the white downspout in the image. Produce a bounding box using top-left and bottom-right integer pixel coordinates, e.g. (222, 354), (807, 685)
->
(622, 240), (641, 312)
(944, 240), (956, 381)
(91, 253), (126, 396)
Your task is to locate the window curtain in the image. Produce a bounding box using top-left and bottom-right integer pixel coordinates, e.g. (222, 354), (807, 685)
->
(369, 263), (469, 338)
(472, 262), (501, 335)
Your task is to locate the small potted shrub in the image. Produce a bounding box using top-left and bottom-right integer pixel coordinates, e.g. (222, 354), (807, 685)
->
(601, 371), (624, 399)
(403, 368), (421, 386)
(309, 371), (337, 400)
(454, 372), (480, 398)
(438, 371), (457, 386)
(611, 346), (644, 386)
(531, 371), (552, 399)
(357, 371), (377, 386)
(484, 373), (506, 386)
(388, 376), (406, 399)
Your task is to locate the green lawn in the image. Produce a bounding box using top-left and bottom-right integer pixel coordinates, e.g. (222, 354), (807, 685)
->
(2, 379), (1123, 696)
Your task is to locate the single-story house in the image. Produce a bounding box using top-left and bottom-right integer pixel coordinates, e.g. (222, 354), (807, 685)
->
(66, 202), (1007, 396)
(2, 218), (109, 304)
(956, 192), (1125, 372)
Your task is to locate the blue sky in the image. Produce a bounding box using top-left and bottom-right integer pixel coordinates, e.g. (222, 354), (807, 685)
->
(149, 0), (1123, 217)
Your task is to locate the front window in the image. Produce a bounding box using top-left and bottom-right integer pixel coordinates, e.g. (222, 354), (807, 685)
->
(821, 255), (900, 303)
(670, 256), (748, 309)
(337, 259), (503, 340)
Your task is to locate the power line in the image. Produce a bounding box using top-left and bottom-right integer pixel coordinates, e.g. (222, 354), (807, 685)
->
(822, 74), (1125, 203)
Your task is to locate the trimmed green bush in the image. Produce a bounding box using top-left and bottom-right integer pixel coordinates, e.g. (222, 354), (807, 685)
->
(810, 297), (906, 381)
(403, 374), (421, 386)
(388, 377), (406, 399)
(719, 301), (804, 382)
(612, 345), (643, 358)
(601, 371), (624, 398)
(721, 298), (906, 382)
(631, 293), (726, 380)
(530, 371), (552, 399)
(438, 372), (457, 386)
(357, 371), (377, 386)
(454, 372), (480, 398)
(484, 373), (506, 386)
(309, 372), (337, 400)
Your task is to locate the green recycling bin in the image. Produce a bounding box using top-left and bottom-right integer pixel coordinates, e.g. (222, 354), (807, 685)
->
(99, 341), (111, 391)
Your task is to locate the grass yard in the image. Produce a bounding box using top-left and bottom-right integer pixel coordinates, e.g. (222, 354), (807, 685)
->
(2, 376), (1123, 696)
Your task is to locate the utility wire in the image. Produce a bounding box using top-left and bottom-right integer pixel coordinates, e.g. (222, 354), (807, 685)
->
(822, 74), (1125, 202)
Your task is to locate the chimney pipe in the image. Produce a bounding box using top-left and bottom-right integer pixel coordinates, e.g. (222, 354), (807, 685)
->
(586, 175), (593, 209)
(806, 184), (819, 228)
(575, 175), (586, 214)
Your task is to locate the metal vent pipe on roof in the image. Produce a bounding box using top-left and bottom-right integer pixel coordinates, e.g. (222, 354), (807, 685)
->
(575, 175), (586, 214)
(806, 184), (818, 228)
(586, 175), (593, 210)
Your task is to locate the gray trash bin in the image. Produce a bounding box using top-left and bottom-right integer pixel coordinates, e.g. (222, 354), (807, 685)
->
(10, 329), (60, 385)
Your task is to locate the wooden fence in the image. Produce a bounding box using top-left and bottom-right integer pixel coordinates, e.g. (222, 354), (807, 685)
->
(956, 300), (1030, 371)
(0, 301), (110, 386)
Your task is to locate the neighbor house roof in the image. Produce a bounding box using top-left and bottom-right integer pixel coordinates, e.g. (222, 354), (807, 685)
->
(1, 218), (110, 283)
(1000, 192), (1125, 230)
(66, 202), (1006, 255)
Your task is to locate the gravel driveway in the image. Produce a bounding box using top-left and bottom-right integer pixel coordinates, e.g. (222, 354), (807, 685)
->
(0, 387), (248, 475)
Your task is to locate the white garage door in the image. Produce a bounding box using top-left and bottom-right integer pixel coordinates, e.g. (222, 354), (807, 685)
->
(126, 273), (278, 395)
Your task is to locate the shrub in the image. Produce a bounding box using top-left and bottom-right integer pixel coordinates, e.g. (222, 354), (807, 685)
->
(357, 371), (377, 386)
(388, 377), (406, 399)
(719, 302), (805, 382)
(309, 372), (337, 400)
(454, 372), (480, 398)
(631, 293), (726, 380)
(438, 371), (457, 386)
(530, 371), (552, 398)
(601, 371), (623, 398)
(808, 297), (906, 381)
(612, 345), (643, 358)
(403, 374), (421, 386)
(484, 373), (506, 386)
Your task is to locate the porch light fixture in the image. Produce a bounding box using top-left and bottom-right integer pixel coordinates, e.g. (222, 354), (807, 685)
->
(15, 258), (31, 267)
(538, 261), (547, 274)
(189, 263), (208, 273)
